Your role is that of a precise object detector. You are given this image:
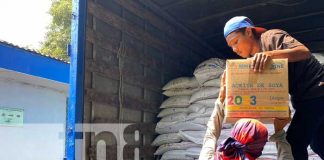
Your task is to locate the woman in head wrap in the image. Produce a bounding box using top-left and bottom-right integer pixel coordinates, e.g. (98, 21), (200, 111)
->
(216, 119), (268, 160)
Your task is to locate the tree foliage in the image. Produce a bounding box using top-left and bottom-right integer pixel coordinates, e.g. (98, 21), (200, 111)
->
(40, 0), (72, 61)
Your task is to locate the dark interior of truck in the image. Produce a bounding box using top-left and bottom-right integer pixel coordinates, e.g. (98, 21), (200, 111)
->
(145, 0), (324, 58)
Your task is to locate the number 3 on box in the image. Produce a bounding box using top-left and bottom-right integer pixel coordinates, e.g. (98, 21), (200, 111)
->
(250, 96), (256, 105)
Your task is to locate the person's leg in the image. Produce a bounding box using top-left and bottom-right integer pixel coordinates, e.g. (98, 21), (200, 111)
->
(286, 104), (310, 160)
(308, 96), (324, 158)
(311, 119), (324, 158)
(286, 110), (309, 160)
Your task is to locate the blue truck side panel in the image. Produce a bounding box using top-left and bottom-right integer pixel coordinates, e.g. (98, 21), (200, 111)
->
(66, 0), (87, 159)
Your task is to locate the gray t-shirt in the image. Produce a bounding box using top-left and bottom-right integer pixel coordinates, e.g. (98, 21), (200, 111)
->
(260, 29), (324, 103)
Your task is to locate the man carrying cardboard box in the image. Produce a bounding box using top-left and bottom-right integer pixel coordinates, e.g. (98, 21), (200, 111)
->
(200, 16), (324, 160)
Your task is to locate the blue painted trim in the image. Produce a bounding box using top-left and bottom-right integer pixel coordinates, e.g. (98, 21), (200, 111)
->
(66, 0), (87, 159)
(0, 43), (69, 84)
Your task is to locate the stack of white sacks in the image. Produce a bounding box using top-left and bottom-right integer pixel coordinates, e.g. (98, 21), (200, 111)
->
(153, 58), (226, 160)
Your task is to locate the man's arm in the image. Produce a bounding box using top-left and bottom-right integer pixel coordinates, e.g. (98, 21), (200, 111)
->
(199, 71), (226, 160)
(265, 45), (310, 62)
(252, 29), (311, 72)
(199, 99), (225, 160)
(252, 46), (310, 72)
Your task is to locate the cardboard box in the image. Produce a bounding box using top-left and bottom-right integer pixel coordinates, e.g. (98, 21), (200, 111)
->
(225, 59), (289, 120)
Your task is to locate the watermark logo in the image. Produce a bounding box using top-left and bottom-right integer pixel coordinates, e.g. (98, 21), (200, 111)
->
(74, 123), (147, 160)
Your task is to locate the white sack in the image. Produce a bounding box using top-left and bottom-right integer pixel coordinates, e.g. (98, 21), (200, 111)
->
(194, 58), (225, 84)
(179, 130), (206, 144)
(194, 99), (217, 108)
(155, 142), (201, 155)
(189, 87), (219, 103)
(163, 87), (199, 97)
(203, 78), (221, 87)
(188, 104), (206, 113)
(185, 147), (202, 158)
(160, 96), (190, 108)
(158, 108), (189, 118)
(163, 77), (199, 90)
(156, 122), (207, 134)
(161, 150), (194, 160)
(160, 112), (187, 122)
(191, 117), (210, 125)
(151, 133), (182, 146)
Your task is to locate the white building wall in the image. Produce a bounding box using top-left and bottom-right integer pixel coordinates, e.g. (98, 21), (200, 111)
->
(0, 70), (67, 160)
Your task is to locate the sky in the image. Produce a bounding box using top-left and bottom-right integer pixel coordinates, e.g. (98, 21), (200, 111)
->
(0, 0), (52, 49)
